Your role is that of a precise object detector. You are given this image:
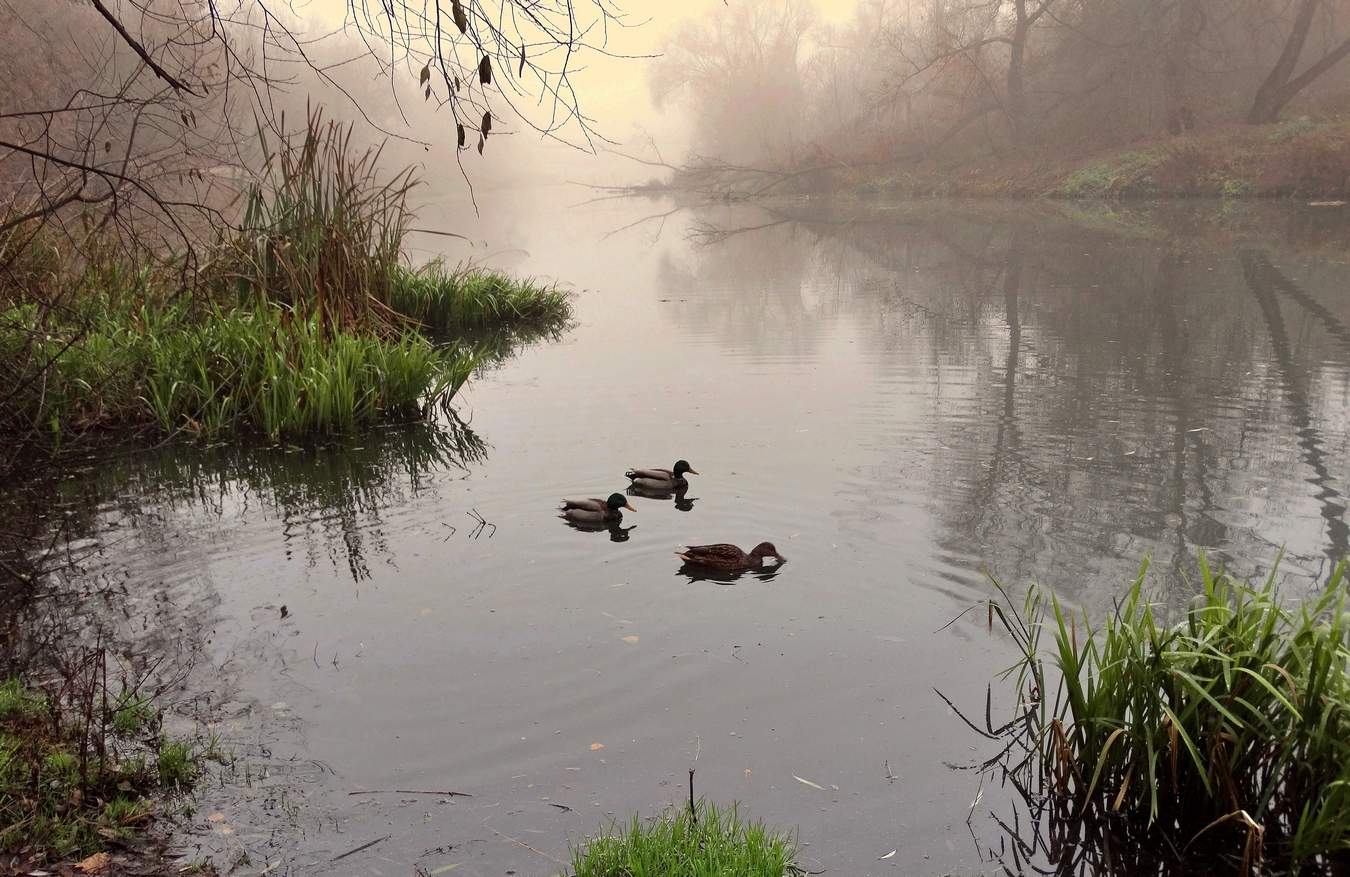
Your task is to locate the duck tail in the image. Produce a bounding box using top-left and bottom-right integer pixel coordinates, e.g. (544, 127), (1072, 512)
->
(624, 469), (638, 479)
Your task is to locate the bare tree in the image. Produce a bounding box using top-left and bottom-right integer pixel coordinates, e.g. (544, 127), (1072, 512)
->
(1246, 0), (1350, 123)
(1, 0), (629, 248)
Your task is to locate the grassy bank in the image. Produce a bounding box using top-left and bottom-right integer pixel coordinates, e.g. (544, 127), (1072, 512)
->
(570, 801), (803, 877)
(1, 674), (208, 868)
(844, 117), (1350, 200)
(0, 114), (570, 458)
(982, 556), (1350, 874)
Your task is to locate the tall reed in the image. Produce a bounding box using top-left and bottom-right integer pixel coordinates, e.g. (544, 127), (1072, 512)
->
(982, 556), (1350, 874)
(217, 109), (415, 333)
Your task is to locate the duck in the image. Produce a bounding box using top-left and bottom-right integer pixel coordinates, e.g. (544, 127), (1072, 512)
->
(560, 493), (635, 525)
(675, 542), (786, 571)
(626, 460), (699, 491)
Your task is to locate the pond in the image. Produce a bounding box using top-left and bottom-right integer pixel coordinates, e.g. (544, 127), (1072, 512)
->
(6, 194), (1350, 876)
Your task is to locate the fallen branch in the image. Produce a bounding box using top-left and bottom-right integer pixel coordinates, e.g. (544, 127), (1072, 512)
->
(331, 834), (391, 862)
(347, 788), (473, 797)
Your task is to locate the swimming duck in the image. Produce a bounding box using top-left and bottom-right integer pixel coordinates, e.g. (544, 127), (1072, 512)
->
(626, 460), (699, 491)
(561, 493), (635, 525)
(676, 542), (785, 571)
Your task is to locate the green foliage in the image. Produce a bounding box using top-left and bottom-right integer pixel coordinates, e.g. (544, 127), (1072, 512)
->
(1267, 116), (1327, 143)
(0, 677), (45, 719)
(1054, 150), (1162, 198)
(570, 802), (803, 877)
(387, 262), (571, 338)
(156, 739), (196, 787)
(111, 690), (157, 736)
(1, 300), (478, 441)
(988, 556), (1350, 871)
(1, 677), (202, 863)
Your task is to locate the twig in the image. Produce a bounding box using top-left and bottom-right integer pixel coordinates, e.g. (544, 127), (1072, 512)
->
(688, 768), (697, 824)
(86, 0), (202, 96)
(330, 834), (390, 862)
(482, 817), (564, 865)
(347, 788), (473, 797)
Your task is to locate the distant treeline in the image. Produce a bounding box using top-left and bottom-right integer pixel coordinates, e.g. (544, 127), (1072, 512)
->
(651, 0), (1350, 172)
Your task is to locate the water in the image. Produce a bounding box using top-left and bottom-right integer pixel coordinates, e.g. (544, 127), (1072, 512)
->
(6, 195), (1350, 876)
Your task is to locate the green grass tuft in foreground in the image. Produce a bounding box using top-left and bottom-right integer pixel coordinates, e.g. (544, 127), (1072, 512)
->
(0, 676), (200, 863)
(987, 554), (1350, 873)
(570, 801), (804, 877)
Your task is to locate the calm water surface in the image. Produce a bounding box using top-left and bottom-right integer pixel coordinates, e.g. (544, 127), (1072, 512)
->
(10, 195), (1350, 876)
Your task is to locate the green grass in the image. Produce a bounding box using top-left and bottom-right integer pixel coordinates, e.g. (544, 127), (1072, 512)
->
(157, 739), (196, 787)
(111, 690), (157, 736)
(1, 298), (479, 442)
(387, 262), (570, 337)
(985, 555), (1350, 873)
(0, 676), (201, 863)
(570, 802), (803, 877)
(0, 677), (45, 719)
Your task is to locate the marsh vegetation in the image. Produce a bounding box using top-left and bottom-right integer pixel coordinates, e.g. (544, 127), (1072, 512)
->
(0, 115), (569, 463)
(975, 557), (1350, 874)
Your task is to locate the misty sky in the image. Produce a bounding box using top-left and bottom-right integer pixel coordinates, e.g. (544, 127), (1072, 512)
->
(302, 0), (861, 177)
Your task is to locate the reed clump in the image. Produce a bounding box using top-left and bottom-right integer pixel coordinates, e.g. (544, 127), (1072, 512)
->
(569, 801), (804, 877)
(0, 112), (570, 456)
(984, 556), (1350, 875)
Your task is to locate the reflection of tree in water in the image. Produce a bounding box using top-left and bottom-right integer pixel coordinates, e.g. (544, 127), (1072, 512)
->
(6, 415), (488, 605)
(1241, 251), (1350, 565)
(656, 206), (848, 360)
(677, 203), (1350, 606)
(0, 420), (487, 874)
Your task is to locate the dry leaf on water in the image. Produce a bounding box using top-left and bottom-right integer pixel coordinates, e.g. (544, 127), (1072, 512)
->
(75, 853), (110, 874)
(590, 742), (605, 751)
(792, 775), (826, 790)
(621, 635), (640, 644)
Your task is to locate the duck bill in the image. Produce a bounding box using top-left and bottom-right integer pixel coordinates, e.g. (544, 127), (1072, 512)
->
(623, 501), (637, 512)
(687, 468), (700, 475)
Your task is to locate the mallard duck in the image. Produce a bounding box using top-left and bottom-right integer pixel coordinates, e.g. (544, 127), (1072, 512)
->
(626, 460), (698, 491)
(561, 493), (635, 525)
(676, 542), (785, 571)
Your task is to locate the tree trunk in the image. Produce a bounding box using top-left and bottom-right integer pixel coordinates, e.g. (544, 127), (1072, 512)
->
(1162, 0), (1203, 134)
(1245, 0), (1350, 124)
(1006, 1), (1030, 143)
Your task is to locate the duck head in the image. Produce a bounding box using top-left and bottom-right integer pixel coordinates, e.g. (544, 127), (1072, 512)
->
(608, 493), (636, 512)
(750, 542), (786, 564)
(673, 459), (700, 478)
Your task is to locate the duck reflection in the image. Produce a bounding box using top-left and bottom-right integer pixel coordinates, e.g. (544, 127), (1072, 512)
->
(627, 484), (699, 512)
(675, 562), (782, 585)
(562, 518), (636, 542)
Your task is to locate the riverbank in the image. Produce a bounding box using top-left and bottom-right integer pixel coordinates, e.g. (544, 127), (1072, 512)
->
(846, 117), (1350, 200)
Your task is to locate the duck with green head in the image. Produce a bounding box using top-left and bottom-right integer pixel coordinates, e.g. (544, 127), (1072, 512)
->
(561, 493), (635, 525)
(625, 459), (699, 492)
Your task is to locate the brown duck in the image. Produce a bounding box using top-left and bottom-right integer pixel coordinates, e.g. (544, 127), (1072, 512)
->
(676, 542), (786, 571)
